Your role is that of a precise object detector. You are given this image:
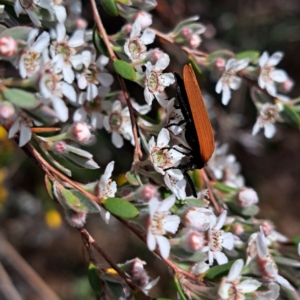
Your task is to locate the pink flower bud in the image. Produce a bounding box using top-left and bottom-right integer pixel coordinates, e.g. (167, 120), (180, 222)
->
(133, 11), (152, 29)
(238, 188), (259, 208)
(53, 141), (67, 155)
(139, 184), (157, 202)
(71, 122), (92, 143)
(123, 24), (133, 35)
(188, 34), (201, 49)
(280, 79), (294, 93)
(181, 27), (192, 37)
(233, 223), (244, 235)
(0, 36), (17, 57)
(76, 18), (87, 29)
(215, 57), (226, 70)
(183, 230), (205, 252)
(65, 210), (87, 228)
(0, 102), (15, 125)
(261, 221), (274, 236)
(147, 48), (164, 64)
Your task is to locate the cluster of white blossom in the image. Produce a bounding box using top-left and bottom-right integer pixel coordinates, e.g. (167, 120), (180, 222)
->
(0, 0), (299, 299)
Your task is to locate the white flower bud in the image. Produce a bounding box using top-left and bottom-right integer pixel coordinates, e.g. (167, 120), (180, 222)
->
(0, 102), (15, 125)
(0, 36), (17, 57)
(233, 223), (244, 235)
(133, 11), (152, 29)
(75, 18), (87, 29)
(238, 188), (258, 207)
(53, 141), (67, 155)
(65, 210), (87, 228)
(71, 122), (92, 143)
(183, 230), (205, 252)
(188, 34), (201, 49)
(184, 207), (216, 231)
(147, 48), (164, 64)
(215, 57), (226, 70)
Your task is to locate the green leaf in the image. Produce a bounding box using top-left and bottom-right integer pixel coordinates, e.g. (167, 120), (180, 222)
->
(113, 60), (136, 81)
(0, 25), (7, 34)
(88, 263), (102, 295)
(115, 0), (132, 4)
(188, 56), (203, 76)
(274, 257), (300, 267)
(61, 189), (87, 212)
(104, 197), (138, 219)
(236, 51), (260, 62)
(3, 88), (37, 107)
(44, 175), (54, 200)
(207, 50), (234, 65)
(101, 0), (119, 16)
(71, 190), (101, 213)
(292, 235), (300, 244)
(62, 152), (100, 169)
(171, 247), (207, 262)
(213, 182), (238, 194)
(92, 27), (109, 56)
(185, 198), (208, 207)
(280, 104), (300, 128)
(205, 260), (236, 279)
(125, 171), (140, 186)
(241, 205), (259, 216)
(0, 26), (32, 40)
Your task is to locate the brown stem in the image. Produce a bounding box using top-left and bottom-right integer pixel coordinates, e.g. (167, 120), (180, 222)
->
(89, 0), (142, 158)
(200, 169), (221, 215)
(80, 228), (151, 298)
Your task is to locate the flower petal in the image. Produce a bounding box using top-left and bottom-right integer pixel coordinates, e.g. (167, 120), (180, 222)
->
(112, 131), (123, 148)
(98, 73), (114, 87)
(147, 230), (156, 251)
(267, 51), (284, 67)
(227, 259), (243, 281)
(69, 30), (85, 47)
(140, 29), (155, 45)
(156, 235), (170, 259)
(19, 124), (32, 147)
(154, 53), (170, 71)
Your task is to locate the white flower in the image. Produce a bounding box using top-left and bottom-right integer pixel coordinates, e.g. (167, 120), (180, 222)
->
(144, 54), (175, 107)
(104, 100), (150, 148)
(191, 261), (210, 275)
(164, 173), (186, 200)
(238, 188), (259, 207)
(96, 161), (117, 223)
(8, 115), (32, 147)
(166, 98), (185, 136)
(147, 195), (180, 258)
(77, 52), (114, 101)
(218, 259), (261, 300)
(148, 128), (185, 177)
(133, 11), (153, 29)
(19, 29), (50, 78)
(202, 210), (234, 265)
(39, 65), (76, 122)
(184, 207), (217, 231)
(256, 227), (294, 290)
(124, 20), (155, 62)
(38, 0), (66, 23)
(73, 86), (110, 129)
(258, 51), (288, 96)
(215, 58), (249, 105)
(252, 103), (281, 139)
(50, 23), (85, 84)
(14, 0), (41, 26)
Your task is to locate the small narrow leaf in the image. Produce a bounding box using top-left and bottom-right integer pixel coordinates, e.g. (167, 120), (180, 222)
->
(66, 145), (93, 159)
(3, 88), (37, 107)
(104, 197), (138, 219)
(207, 50), (234, 65)
(71, 190), (101, 213)
(0, 26), (32, 40)
(236, 51), (260, 62)
(280, 104), (300, 128)
(188, 55), (203, 76)
(205, 260), (236, 279)
(114, 60), (136, 81)
(63, 152), (100, 169)
(88, 263), (102, 295)
(101, 0), (119, 16)
(92, 27), (109, 56)
(185, 198), (208, 207)
(44, 175), (54, 199)
(213, 182), (238, 193)
(125, 171), (140, 186)
(60, 188), (88, 212)
(241, 205), (259, 216)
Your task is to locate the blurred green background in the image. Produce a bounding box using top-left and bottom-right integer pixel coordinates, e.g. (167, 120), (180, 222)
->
(1, 0), (300, 299)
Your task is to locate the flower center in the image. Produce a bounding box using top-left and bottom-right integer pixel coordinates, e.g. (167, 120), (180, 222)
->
(85, 64), (99, 84)
(151, 212), (167, 235)
(261, 66), (274, 84)
(209, 230), (223, 251)
(23, 51), (41, 75)
(147, 71), (162, 93)
(53, 40), (75, 64)
(109, 112), (122, 131)
(128, 38), (146, 59)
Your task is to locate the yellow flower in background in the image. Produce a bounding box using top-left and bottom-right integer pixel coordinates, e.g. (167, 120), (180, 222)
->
(45, 209), (62, 229)
(116, 173), (127, 186)
(0, 126), (7, 140)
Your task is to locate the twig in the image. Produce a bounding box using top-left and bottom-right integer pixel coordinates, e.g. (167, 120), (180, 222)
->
(0, 263), (23, 300)
(200, 169), (221, 214)
(80, 228), (151, 299)
(0, 233), (60, 300)
(89, 0), (142, 158)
